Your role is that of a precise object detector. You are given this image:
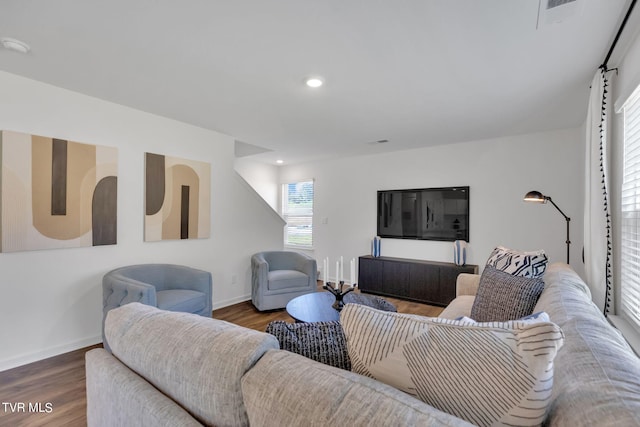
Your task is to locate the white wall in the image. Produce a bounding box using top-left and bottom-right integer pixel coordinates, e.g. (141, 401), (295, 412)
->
(279, 128), (584, 282)
(0, 71), (284, 371)
(234, 157), (280, 211)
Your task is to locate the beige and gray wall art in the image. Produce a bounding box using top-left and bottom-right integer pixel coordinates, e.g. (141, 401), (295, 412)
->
(1, 130), (118, 252)
(144, 152), (210, 242)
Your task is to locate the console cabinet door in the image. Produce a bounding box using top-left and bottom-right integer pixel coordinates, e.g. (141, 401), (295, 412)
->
(408, 263), (440, 304)
(382, 260), (410, 297)
(358, 257), (383, 293)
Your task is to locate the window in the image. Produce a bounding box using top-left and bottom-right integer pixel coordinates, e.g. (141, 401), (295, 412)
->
(282, 180), (314, 248)
(621, 84), (640, 331)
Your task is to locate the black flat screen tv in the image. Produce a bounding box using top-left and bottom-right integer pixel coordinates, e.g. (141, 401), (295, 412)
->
(377, 186), (469, 242)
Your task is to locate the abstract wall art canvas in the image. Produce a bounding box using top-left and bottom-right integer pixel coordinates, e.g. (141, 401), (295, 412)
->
(144, 152), (210, 242)
(0, 130), (118, 252)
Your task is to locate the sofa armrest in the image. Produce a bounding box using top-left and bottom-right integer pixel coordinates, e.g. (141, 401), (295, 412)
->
(293, 252), (317, 281)
(86, 349), (201, 427)
(103, 276), (157, 312)
(456, 273), (481, 297)
(251, 254), (269, 292)
(300, 259), (317, 286)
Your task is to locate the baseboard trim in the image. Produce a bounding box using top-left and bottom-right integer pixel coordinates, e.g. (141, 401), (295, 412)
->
(1, 297), (255, 372)
(0, 335), (102, 373)
(212, 294), (251, 310)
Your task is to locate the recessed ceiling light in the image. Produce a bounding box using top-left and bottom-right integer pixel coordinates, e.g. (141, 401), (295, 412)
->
(1, 37), (30, 54)
(276, 159), (284, 164)
(305, 77), (324, 88)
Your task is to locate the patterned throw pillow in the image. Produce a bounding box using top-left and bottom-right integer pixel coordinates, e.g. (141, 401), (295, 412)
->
(340, 304), (564, 427)
(470, 265), (545, 322)
(486, 246), (548, 278)
(457, 311), (550, 325)
(265, 321), (350, 370)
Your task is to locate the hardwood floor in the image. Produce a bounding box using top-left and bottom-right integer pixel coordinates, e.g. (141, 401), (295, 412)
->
(0, 344), (102, 427)
(0, 288), (441, 426)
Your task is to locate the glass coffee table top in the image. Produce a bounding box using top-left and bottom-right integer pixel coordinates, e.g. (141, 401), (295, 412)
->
(286, 291), (396, 323)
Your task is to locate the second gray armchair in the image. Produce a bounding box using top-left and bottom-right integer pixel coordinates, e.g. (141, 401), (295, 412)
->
(102, 264), (212, 351)
(251, 251), (317, 311)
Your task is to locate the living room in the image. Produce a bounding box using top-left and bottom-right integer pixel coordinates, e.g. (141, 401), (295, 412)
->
(1, 0), (640, 425)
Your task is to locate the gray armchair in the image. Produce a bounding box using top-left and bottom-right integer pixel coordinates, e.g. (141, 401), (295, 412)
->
(102, 264), (212, 350)
(252, 251), (317, 311)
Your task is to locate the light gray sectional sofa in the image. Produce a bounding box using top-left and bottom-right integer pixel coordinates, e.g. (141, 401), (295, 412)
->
(86, 263), (640, 426)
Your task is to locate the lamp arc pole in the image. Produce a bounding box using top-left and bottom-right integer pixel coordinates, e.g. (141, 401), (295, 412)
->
(523, 191), (571, 264)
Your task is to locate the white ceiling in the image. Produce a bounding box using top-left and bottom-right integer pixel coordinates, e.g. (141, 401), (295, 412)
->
(0, 0), (632, 165)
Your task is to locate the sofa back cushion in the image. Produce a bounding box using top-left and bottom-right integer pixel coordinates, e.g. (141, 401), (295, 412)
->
(341, 304), (564, 427)
(241, 349), (475, 427)
(105, 303), (278, 427)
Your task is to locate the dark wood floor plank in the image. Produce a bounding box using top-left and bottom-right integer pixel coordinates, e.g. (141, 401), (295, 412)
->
(0, 287), (441, 426)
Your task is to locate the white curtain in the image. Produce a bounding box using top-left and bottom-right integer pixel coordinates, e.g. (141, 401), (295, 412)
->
(584, 68), (612, 314)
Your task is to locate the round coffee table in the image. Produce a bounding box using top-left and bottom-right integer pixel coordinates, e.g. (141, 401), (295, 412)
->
(286, 292), (396, 323)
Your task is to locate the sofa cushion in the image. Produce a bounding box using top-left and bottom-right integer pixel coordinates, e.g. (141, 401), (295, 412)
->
(341, 304), (564, 427)
(105, 303), (279, 427)
(438, 295), (475, 320)
(267, 269), (308, 290)
(241, 349), (475, 427)
(486, 246), (548, 278)
(265, 320), (351, 370)
(470, 265), (544, 322)
(156, 289), (206, 313)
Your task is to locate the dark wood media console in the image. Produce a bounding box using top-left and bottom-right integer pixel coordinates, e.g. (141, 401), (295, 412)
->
(358, 255), (478, 307)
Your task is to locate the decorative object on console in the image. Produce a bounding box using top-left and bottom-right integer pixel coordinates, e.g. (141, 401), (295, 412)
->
(453, 240), (467, 266)
(469, 265), (545, 322)
(145, 152), (211, 242)
(371, 236), (381, 257)
(485, 245), (548, 278)
(523, 190), (571, 264)
(1, 130), (118, 252)
(340, 304), (564, 427)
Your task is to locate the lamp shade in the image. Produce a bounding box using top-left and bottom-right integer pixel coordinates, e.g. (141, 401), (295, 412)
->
(524, 191), (546, 203)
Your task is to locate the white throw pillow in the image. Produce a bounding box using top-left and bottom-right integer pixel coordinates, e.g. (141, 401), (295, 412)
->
(341, 304), (564, 427)
(486, 246), (548, 278)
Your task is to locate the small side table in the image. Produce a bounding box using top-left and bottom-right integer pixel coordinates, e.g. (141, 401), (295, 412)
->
(286, 292), (396, 323)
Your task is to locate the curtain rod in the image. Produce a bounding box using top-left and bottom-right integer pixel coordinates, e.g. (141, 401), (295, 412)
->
(601, 0), (637, 70)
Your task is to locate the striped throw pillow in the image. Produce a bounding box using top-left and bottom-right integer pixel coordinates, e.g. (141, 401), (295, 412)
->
(340, 304), (564, 427)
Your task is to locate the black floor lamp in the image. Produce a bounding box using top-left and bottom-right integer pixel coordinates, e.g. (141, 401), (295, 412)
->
(524, 191), (571, 264)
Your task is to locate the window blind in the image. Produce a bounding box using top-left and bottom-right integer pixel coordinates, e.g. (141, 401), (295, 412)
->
(282, 180), (314, 248)
(621, 85), (640, 330)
